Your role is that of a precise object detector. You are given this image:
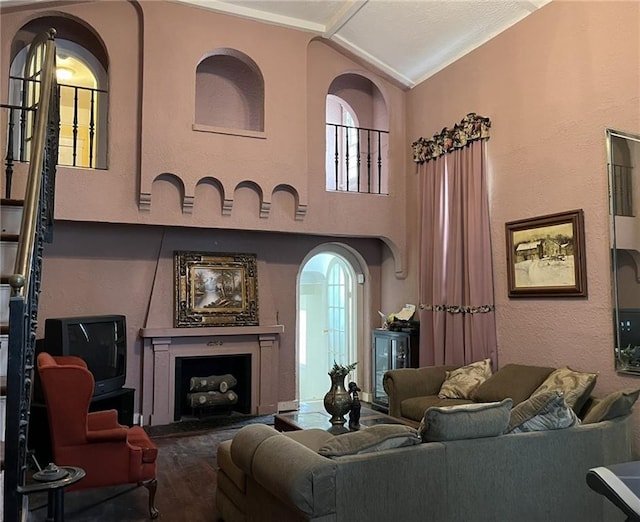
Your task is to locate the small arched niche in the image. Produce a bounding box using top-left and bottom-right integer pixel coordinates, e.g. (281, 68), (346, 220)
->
(195, 49), (264, 133)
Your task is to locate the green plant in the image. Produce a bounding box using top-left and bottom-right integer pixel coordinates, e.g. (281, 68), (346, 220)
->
(329, 360), (358, 377)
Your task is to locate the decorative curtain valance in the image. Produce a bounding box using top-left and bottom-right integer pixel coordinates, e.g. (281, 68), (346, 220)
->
(411, 113), (491, 164)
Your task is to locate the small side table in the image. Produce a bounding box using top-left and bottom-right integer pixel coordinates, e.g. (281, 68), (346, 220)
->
(19, 464), (85, 522)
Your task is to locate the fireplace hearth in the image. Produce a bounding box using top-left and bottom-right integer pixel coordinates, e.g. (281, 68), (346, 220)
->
(174, 355), (251, 421)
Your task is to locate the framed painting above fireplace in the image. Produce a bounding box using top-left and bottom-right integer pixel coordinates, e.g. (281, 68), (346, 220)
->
(174, 251), (259, 327)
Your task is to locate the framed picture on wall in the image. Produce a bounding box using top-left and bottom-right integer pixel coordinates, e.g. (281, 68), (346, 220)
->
(505, 209), (587, 298)
(174, 251), (259, 327)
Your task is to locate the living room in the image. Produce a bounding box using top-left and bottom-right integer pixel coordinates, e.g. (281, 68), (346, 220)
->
(0, 0), (639, 517)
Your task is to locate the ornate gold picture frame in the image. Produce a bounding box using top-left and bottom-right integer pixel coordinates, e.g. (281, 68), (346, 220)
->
(174, 251), (258, 327)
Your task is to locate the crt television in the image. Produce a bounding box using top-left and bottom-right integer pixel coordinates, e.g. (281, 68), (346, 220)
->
(42, 315), (127, 397)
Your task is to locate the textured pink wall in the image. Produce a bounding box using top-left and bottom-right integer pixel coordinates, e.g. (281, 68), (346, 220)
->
(407, 1), (640, 449)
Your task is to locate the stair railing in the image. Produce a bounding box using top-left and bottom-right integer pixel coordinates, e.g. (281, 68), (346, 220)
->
(3, 27), (59, 522)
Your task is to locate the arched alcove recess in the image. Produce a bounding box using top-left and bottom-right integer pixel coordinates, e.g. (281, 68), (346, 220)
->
(195, 48), (264, 132)
(146, 173), (188, 214)
(273, 183), (307, 221)
(194, 176), (226, 216)
(232, 180), (264, 219)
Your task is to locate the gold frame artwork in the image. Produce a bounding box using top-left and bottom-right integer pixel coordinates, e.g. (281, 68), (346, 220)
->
(505, 209), (587, 298)
(174, 251), (258, 327)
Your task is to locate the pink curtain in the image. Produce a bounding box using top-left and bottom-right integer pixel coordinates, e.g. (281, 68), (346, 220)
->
(416, 135), (497, 367)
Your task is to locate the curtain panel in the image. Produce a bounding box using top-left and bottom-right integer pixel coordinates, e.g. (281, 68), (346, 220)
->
(412, 114), (497, 368)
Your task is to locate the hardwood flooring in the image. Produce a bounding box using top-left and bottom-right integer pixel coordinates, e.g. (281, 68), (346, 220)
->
(24, 419), (268, 522)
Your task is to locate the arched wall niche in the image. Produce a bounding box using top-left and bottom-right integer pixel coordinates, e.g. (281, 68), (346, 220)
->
(195, 48), (264, 132)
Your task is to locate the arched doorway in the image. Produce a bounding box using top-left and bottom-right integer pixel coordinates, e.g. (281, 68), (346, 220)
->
(297, 245), (365, 402)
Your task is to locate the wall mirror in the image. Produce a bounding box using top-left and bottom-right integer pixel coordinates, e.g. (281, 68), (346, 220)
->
(608, 128), (640, 374)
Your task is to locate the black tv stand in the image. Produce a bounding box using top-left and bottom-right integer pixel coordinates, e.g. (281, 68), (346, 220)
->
(29, 387), (135, 465)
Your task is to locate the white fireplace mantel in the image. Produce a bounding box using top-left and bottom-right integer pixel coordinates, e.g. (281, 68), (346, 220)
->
(140, 325), (284, 426)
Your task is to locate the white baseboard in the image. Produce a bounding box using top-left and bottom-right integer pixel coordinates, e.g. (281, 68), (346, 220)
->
(361, 391), (372, 403)
(134, 412), (143, 426)
(277, 400), (299, 412)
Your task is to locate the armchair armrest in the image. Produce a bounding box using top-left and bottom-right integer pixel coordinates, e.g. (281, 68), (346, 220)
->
(383, 365), (458, 418)
(86, 426), (128, 442)
(88, 409), (122, 431)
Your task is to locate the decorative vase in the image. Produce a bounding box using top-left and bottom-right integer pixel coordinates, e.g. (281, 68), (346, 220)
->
(323, 372), (353, 426)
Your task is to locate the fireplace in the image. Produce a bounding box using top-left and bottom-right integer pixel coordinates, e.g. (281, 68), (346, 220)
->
(140, 325), (283, 426)
(174, 354), (251, 421)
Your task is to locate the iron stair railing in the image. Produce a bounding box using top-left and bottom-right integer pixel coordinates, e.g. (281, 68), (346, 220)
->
(3, 28), (59, 522)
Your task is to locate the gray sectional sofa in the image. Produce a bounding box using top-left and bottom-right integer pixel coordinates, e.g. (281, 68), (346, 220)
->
(216, 416), (633, 521)
(215, 363), (638, 521)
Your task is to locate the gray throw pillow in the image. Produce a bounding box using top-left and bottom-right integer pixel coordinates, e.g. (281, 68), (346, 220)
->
(507, 391), (579, 433)
(471, 364), (555, 405)
(418, 398), (512, 442)
(318, 424), (421, 457)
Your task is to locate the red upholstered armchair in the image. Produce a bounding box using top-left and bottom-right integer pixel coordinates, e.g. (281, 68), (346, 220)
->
(36, 352), (159, 518)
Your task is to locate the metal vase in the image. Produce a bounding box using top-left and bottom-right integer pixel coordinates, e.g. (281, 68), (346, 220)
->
(323, 373), (353, 426)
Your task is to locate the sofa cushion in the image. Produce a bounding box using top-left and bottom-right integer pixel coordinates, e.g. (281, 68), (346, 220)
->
(438, 358), (493, 399)
(582, 388), (640, 424)
(471, 364), (555, 405)
(507, 391), (579, 433)
(528, 367), (597, 414)
(317, 424), (421, 457)
(401, 396), (474, 422)
(418, 398), (512, 442)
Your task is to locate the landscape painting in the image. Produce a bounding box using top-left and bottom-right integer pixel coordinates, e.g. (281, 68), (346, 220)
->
(505, 210), (587, 298)
(174, 251), (258, 327)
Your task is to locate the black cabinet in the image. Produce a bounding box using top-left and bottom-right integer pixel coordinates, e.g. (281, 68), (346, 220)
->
(29, 387), (135, 465)
(371, 330), (418, 412)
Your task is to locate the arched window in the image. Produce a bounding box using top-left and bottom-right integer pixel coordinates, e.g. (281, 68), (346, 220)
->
(325, 73), (389, 194)
(326, 95), (360, 192)
(9, 19), (109, 169)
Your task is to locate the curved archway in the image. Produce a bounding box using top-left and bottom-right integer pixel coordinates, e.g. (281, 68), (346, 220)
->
(9, 16), (109, 168)
(325, 73), (389, 194)
(296, 243), (369, 403)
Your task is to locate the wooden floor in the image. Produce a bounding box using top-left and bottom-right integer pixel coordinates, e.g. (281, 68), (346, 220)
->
(25, 425), (245, 522)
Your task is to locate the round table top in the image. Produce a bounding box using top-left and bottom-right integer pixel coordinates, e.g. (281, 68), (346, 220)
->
(19, 466), (86, 494)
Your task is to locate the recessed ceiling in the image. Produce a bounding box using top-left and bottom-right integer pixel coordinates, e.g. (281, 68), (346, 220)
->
(172, 0), (552, 88)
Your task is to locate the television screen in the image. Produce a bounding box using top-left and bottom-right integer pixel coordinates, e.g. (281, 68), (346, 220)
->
(42, 315), (127, 396)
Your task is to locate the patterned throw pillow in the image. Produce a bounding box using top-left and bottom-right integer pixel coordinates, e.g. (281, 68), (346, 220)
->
(438, 358), (493, 399)
(582, 389), (640, 424)
(528, 367), (597, 414)
(507, 391), (579, 433)
(418, 399), (512, 442)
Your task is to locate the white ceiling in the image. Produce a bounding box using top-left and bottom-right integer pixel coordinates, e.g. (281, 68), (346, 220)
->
(173, 0), (552, 88)
(0, 0), (552, 88)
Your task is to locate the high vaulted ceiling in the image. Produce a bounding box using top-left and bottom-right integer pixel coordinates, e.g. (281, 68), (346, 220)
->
(0, 0), (552, 88)
(173, 0), (551, 88)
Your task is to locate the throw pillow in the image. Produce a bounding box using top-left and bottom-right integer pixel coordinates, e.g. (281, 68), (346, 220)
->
(418, 398), (512, 442)
(438, 358), (493, 399)
(471, 364), (555, 405)
(528, 367), (597, 414)
(317, 425), (421, 458)
(582, 388), (640, 424)
(507, 390), (580, 433)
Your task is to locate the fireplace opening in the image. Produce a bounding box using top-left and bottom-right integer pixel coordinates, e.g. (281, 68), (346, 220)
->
(174, 355), (251, 421)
